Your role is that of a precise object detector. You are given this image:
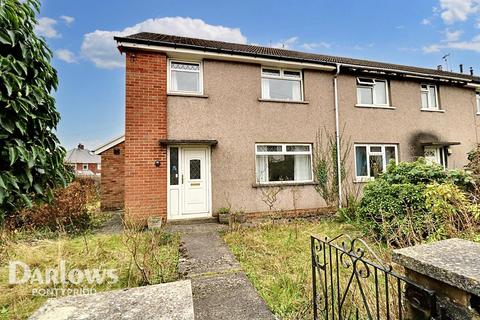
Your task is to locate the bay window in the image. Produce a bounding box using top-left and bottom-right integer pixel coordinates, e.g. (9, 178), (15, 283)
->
(354, 144), (398, 180)
(356, 78), (389, 106)
(255, 144), (312, 184)
(168, 60), (202, 94)
(261, 68), (303, 101)
(421, 84), (439, 110)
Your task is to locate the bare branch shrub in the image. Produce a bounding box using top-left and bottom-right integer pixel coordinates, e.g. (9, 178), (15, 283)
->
(313, 126), (353, 208)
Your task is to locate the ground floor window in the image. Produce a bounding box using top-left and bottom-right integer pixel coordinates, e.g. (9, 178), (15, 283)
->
(354, 144), (398, 180)
(255, 143), (313, 184)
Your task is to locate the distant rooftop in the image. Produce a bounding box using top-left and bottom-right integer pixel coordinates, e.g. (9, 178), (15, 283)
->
(65, 144), (101, 164)
(115, 32), (480, 83)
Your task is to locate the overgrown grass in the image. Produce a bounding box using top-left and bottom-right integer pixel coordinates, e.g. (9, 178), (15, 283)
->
(223, 219), (392, 319)
(0, 230), (180, 320)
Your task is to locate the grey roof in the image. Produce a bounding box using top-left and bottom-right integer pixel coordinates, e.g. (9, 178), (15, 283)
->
(65, 148), (101, 164)
(115, 32), (480, 83)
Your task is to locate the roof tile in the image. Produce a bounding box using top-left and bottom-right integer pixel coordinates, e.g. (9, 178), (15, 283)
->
(115, 32), (480, 83)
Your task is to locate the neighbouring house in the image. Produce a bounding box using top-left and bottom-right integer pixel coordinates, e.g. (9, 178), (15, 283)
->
(107, 32), (480, 224)
(65, 143), (101, 177)
(94, 136), (125, 211)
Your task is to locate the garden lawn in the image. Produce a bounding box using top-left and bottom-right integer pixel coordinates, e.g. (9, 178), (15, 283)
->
(223, 219), (391, 320)
(0, 231), (180, 320)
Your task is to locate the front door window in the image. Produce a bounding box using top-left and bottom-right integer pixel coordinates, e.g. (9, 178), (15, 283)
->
(424, 146), (447, 168)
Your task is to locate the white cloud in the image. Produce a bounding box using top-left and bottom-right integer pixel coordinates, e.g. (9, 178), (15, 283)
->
(55, 49), (77, 63)
(423, 34), (480, 53)
(270, 37), (298, 49)
(301, 42), (331, 51)
(35, 17), (59, 38)
(439, 0), (480, 24)
(81, 17), (247, 69)
(444, 28), (463, 41)
(60, 15), (75, 26)
(353, 43), (375, 50)
(448, 36), (480, 51)
(422, 44), (443, 53)
(421, 18), (432, 25)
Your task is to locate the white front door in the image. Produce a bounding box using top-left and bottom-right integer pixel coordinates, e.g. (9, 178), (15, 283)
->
(168, 146), (210, 219)
(424, 146), (446, 168)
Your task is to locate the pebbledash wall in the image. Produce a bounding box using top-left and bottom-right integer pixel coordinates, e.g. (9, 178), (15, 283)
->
(99, 141), (125, 210)
(120, 51), (480, 223)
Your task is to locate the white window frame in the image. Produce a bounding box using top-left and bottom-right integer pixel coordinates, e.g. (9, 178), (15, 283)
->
(476, 93), (480, 114)
(82, 164), (89, 171)
(261, 67), (304, 101)
(420, 84), (440, 110)
(354, 144), (398, 181)
(255, 143), (313, 184)
(97, 163), (101, 170)
(167, 59), (203, 95)
(356, 77), (390, 107)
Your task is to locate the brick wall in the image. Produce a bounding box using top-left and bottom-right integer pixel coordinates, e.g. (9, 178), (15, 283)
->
(124, 50), (167, 224)
(75, 163), (100, 175)
(100, 142), (125, 210)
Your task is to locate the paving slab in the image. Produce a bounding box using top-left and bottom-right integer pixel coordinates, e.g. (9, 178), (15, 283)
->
(29, 280), (194, 320)
(192, 272), (275, 320)
(175, 221), (276, 319)
(180, 231), (241, 276)
(166, 222), (227, 234)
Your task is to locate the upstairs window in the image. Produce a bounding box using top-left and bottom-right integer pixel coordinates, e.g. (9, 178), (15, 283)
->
(356, 78), (389, 106)
(421, 84), (439, 110)
(354, 144), (398, 180)
(169, 60), (202, 94)
(255, 144), (312, 184)
(476, 93), (480, 114)
(261, 68), (303, 101)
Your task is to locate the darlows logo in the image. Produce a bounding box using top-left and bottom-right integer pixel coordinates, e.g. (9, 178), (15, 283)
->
(8, 260), (119, 285)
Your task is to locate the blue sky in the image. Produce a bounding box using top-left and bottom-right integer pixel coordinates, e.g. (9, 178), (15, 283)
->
(35, 0), (480, 150)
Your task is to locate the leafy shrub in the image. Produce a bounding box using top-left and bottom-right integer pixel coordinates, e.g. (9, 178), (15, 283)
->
(467, 144), (480, 176)
(356, 159), (478, 246)
(424, 182), (479, 240)
(217, 207), (231, 215)
(0, 0), (73, 219)
(5, 178), (99, 233)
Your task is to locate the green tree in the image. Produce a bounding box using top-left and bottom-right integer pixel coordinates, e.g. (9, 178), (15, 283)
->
(0, 0), (72, 221)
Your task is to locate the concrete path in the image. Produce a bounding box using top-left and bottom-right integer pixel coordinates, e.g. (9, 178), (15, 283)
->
(167, 222), (275, 320)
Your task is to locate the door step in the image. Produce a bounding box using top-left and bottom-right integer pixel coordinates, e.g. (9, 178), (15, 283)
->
(167, 217), (219, 225)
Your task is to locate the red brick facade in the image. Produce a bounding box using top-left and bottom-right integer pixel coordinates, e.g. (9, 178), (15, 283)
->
(124, 50), (168, 224)
(75, 163), (100, 175)
(99, 142), (125, 210)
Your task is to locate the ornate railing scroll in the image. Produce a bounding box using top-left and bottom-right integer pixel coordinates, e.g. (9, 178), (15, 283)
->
(311, 234), (437, 320)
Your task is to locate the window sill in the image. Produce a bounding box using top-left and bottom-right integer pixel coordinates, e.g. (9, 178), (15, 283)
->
(420, 108), (445, 113)
(258, 98), (309, 104)
(354, 178), (374, 183)
(252, 181), (317, 188)
(355, 104), (396, 110)
(167, 93), (209, 98)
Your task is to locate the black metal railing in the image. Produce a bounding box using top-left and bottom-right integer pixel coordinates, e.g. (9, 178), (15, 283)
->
(311, 234), (437, 320)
